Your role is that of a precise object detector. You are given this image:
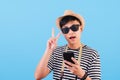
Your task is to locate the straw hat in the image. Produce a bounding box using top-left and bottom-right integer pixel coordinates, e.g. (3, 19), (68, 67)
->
(56, 10), (85, 29)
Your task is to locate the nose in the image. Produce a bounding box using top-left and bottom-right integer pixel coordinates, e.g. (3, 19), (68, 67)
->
(68, 28), (74, 34)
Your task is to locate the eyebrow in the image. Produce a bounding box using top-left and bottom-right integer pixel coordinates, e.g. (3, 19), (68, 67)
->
(62, 24), (80, 28)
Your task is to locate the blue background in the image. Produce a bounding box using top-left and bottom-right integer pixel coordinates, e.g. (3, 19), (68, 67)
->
(0, 0), (120, 80)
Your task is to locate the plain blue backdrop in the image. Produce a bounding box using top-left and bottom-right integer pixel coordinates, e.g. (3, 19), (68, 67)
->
(0, 0), (120, 80)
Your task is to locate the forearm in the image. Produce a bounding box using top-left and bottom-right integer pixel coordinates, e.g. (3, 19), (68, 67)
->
(38, 49), (52, 67)
(35, 49), (52, 79)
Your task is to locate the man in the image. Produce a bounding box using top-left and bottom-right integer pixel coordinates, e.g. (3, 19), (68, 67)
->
(35, 10), (101, 80)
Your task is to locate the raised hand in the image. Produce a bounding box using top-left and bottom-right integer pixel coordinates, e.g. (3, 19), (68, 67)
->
(46, 28), (61, 51)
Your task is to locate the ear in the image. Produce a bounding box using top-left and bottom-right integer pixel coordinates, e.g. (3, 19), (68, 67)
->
(79, 27), (83, 32)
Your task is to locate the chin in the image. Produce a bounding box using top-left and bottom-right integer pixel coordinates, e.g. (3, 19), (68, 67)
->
(69, 41), (77, 45)
(67, 38), (78, 45)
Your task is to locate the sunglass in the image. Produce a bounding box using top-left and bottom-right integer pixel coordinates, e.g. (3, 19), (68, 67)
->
(61, 24), (80, 34)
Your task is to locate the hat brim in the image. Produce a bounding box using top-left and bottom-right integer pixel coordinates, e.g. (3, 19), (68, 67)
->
(56, 11), (85, 29)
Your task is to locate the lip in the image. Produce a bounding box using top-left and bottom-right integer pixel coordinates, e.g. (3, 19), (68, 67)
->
(69, 36), (76, 39)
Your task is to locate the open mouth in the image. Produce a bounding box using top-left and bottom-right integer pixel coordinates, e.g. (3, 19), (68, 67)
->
(69, 36), (76, 39)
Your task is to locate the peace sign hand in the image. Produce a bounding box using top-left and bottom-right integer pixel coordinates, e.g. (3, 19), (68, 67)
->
(46, 28), (61, 52)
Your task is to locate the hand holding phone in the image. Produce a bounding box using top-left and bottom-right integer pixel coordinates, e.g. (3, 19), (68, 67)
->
(63, 51), (75, 64)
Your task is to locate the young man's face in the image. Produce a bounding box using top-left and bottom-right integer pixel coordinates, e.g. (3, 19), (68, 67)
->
(61, 20), (82, 45)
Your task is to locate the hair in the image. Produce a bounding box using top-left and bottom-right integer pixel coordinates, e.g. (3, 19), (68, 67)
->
(59, 15), (82, 28)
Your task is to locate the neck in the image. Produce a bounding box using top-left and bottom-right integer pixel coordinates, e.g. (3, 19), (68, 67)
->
(68, 42), (82, 49)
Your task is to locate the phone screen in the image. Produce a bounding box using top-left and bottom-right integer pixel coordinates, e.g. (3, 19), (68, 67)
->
(63, 51), (75, 64)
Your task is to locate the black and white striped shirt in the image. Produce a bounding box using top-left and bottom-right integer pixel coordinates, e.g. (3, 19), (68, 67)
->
(48, 45), (101, 80)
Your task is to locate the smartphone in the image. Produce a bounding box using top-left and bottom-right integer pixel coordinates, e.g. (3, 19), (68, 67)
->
(63, 51), (75, 64)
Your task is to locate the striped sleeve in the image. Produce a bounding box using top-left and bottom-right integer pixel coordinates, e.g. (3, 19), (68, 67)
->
(87, 51), (101, 80)
(47, 51), (54, 71)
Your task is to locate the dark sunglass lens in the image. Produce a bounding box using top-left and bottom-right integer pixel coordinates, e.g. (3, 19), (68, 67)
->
(71, 25), (79, 31)
(62, 27), (69, 34)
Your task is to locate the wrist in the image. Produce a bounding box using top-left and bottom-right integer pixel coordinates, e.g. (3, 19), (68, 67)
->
(78, 70), (85, 78)
(78, 70), (88, 80)
(81, 71), (88, 80)
(45, 48), (53, 54)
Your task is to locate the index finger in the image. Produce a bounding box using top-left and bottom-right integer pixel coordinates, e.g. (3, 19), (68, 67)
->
(56, 32), (61, 41)
(64, 60), (74, 67)
(52, 28), (55, 37)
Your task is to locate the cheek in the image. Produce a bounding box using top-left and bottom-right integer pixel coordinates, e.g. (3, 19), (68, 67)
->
(64, 34), (69, 40)
(75, 31), (81, 37)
